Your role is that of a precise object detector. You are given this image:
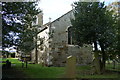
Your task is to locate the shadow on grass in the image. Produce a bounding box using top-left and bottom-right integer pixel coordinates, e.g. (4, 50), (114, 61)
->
(1, 58), (120, 79)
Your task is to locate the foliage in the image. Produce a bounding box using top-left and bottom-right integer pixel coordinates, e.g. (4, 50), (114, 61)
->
(71, 2), (115, 47)
(2, 2), (41, 54)
(71, 1), (115, 73)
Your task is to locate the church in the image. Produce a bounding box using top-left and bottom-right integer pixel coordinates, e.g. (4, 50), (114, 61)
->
(31, 10), (93, 66)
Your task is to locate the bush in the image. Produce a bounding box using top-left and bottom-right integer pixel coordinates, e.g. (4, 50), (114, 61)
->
(11, 53), (15, 58)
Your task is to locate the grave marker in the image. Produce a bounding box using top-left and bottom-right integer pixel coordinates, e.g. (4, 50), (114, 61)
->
(65, 55), (76, 78)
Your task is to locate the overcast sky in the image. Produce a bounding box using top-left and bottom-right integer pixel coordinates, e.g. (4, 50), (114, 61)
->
(39, 0), (117, 24)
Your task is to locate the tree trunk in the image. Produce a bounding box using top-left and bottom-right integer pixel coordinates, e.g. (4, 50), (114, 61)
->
(35, 34), (38, 64)
(35, 46), (38, 63)
(113, 59), (116, 69)
(94, 52), (101, 74)
(108, 59), (110, 64)
(93, 41), (101, 74)
(6, 52), (9, 58)
(22, 62), (24, 68)
(99, 41), (106, 73)
(25, 61), (28, 68)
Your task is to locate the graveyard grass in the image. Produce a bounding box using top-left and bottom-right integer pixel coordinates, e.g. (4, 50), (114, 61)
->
(1, 58), (65, 78)
(1, 58), (119, 78)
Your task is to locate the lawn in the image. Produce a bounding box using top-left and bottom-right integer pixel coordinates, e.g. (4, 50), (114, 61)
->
(1, 58), (65, 78)
(23, 65), (65, 78)
(77, 63), (119, 79)
(1, 58), (120, 79)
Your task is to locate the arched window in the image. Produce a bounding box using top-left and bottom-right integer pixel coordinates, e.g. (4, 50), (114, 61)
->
(68, 27), (72, 44)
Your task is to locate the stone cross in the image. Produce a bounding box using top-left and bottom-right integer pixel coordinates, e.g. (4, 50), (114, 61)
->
(65, 55), (76, 78)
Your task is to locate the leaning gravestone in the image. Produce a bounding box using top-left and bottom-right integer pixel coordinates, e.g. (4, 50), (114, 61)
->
(65, 55), (76, 78)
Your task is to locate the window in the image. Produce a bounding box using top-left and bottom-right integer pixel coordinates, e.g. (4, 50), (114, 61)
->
(68, 27), (72, 44)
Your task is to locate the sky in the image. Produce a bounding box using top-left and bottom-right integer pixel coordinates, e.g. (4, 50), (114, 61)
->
(39, 0), (118, 24)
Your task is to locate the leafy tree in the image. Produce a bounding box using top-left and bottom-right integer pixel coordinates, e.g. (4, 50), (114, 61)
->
(106, 2), (120, 64)
(2, 2), (41, 65)
(71, 2), (115, 74)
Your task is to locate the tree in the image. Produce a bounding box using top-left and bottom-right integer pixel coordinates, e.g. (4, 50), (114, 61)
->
(71, 2), (115, 74)
(2, 2), (41, 65)
(106, 2), (120, 67)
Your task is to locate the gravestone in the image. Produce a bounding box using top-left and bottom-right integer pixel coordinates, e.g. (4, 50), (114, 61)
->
(65, 55), (76, 78)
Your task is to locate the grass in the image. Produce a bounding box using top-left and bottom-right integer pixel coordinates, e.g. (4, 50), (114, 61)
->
(77, 74), (118, 78)
(21, 64), (65, 78)
(1, 58), (120, 78)
(1, 58), (65, 78)
(76, 63), (119, 78)
(77, 65), (91, 70)
(106, 63), (120, 71)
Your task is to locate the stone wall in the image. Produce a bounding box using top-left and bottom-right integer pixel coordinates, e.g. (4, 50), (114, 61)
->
(31, 10), (93, 66)
(67, 44), (93, 65)
(49, 10), (93, 66)
(31, 26), (50, 64)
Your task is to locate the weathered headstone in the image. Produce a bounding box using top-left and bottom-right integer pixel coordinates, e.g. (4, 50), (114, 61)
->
(65, 55), (76, 78)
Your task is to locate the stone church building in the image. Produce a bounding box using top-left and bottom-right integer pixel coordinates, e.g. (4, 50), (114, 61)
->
(31, 10), (93, 66)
